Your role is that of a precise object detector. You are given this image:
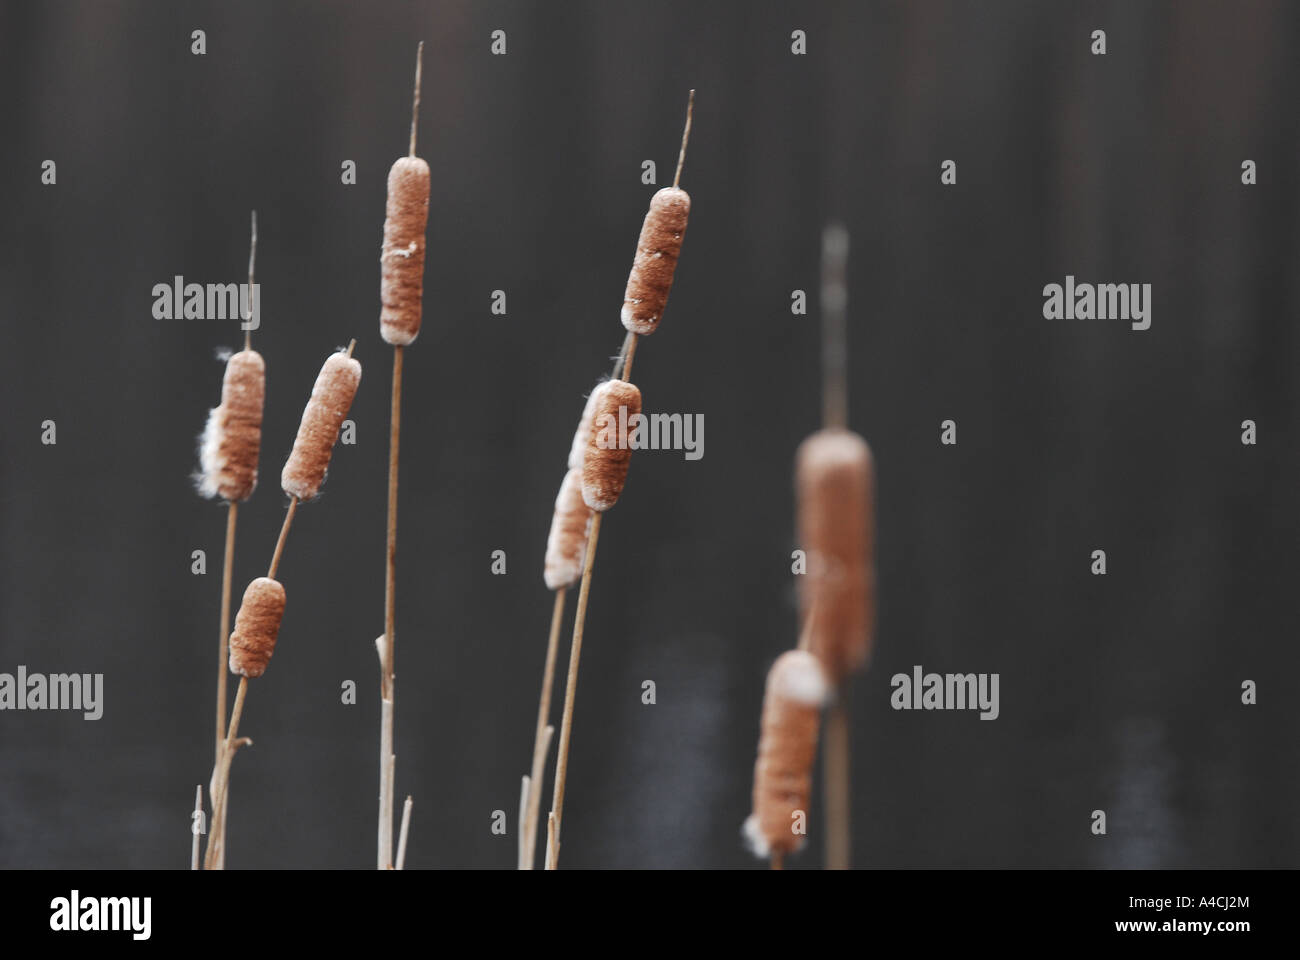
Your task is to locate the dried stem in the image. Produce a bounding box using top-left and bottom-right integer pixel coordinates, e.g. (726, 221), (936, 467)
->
(409, 42), (424, 158)
(824, 698), (850, 869)
(244, 210), (257, 351)
(820, 223), (852, 869)
(544, 512), (603, 869)
(546, 813), (558, 869)
(378, 340), (404, 868)
(267, 497), (298, 579)
(621, 334), (638, 382)
(673, 89), (695, 189)
(379, 694), (394, 868)
(522, 588), (566, 868)
(216, 502), (237, 762)
(821, 224), (849, 431)
(771, 851), (784, 871)
(378, 45), (421, 869)
(396, 796), (413, 869)
(204, 675), (248, 869)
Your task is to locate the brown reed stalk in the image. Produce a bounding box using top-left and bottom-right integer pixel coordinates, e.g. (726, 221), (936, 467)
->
(395, 795), (414, 869)
(543, 91), (695, 869)
(821, 223), (851, 870)
(521, 588), (565, 868)
(377, 42), (429, 870)
(204, 340), (359, 869)
(544, 511), (602, 870)
(197, 211), (265, 867)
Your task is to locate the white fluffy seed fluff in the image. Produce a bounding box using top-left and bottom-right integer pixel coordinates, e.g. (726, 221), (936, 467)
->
(741, 814), (774, 858)
(197, 407), (226, 499)
(771, 653), (830, 707)
(567, 388), (601, 471)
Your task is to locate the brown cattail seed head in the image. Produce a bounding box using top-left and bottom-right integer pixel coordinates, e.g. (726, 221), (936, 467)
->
(544, 468), (593, 590)
(621, 186), (690, 336)
(197, 349), (265, 502)
(795, 428), (875, 685)
(380, 156), (431, 346)
(281, 351), (362, 502)
(228, 577), (286, 678)
(744, 650), (828, 858)
(582, 379), (642, 511)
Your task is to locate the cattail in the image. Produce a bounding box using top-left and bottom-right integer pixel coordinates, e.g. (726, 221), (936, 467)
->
(379, 157), (432, 346)
(228, 577), (286, 679)
(581, 379), (641, 511)
(197, 350), (265, 502)
(567, 388), (601, 471)
(281, 350), (362, 502)
(544, 468), (593, 590)
(621, 187), (691, 336)
(795, 427), (875, 685)
(743, 650), (828, 858)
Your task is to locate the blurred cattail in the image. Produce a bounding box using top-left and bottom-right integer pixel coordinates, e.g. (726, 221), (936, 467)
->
(621, 187), (691, 336)
(281, 350), (362, 502)
(379, 157), (432, 346)
(228, 577), (286, 679)
(795, 427), (875, 685)
(544, 468), (593, 590)
(197, 349), (265, 502)
(743, 649), (829, 859)
(581, 379), (642, 511)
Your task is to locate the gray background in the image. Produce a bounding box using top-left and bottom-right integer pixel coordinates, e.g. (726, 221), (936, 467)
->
(1, 0), (1297, 869)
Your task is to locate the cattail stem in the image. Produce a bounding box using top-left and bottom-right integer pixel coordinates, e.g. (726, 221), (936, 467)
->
(621, 334), (638, 382)
(771, 852), (784, 871)
(268, 497), (298, 579)
(211, 500), (239, 867)
(523, 588), (566, 868)
(244, 210), (257, 352)
(824, 699), (851, 869)
(395, 796), (413, 869)
(378, 341), (404, 869)
(204, 675), (248, 869)
(409, 42), (423, 158)
(821, 224), (849, 431)
(544, 512), (603, 870)
(379, 695), (394, 868)
(673, 90), (695, 189)
(216, 502), (237, 762)
(377, 41), (422, 870)
(820, 223), (853, 869)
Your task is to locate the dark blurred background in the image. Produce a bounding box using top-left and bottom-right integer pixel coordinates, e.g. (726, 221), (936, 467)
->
(1, 0), (1297, 869)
